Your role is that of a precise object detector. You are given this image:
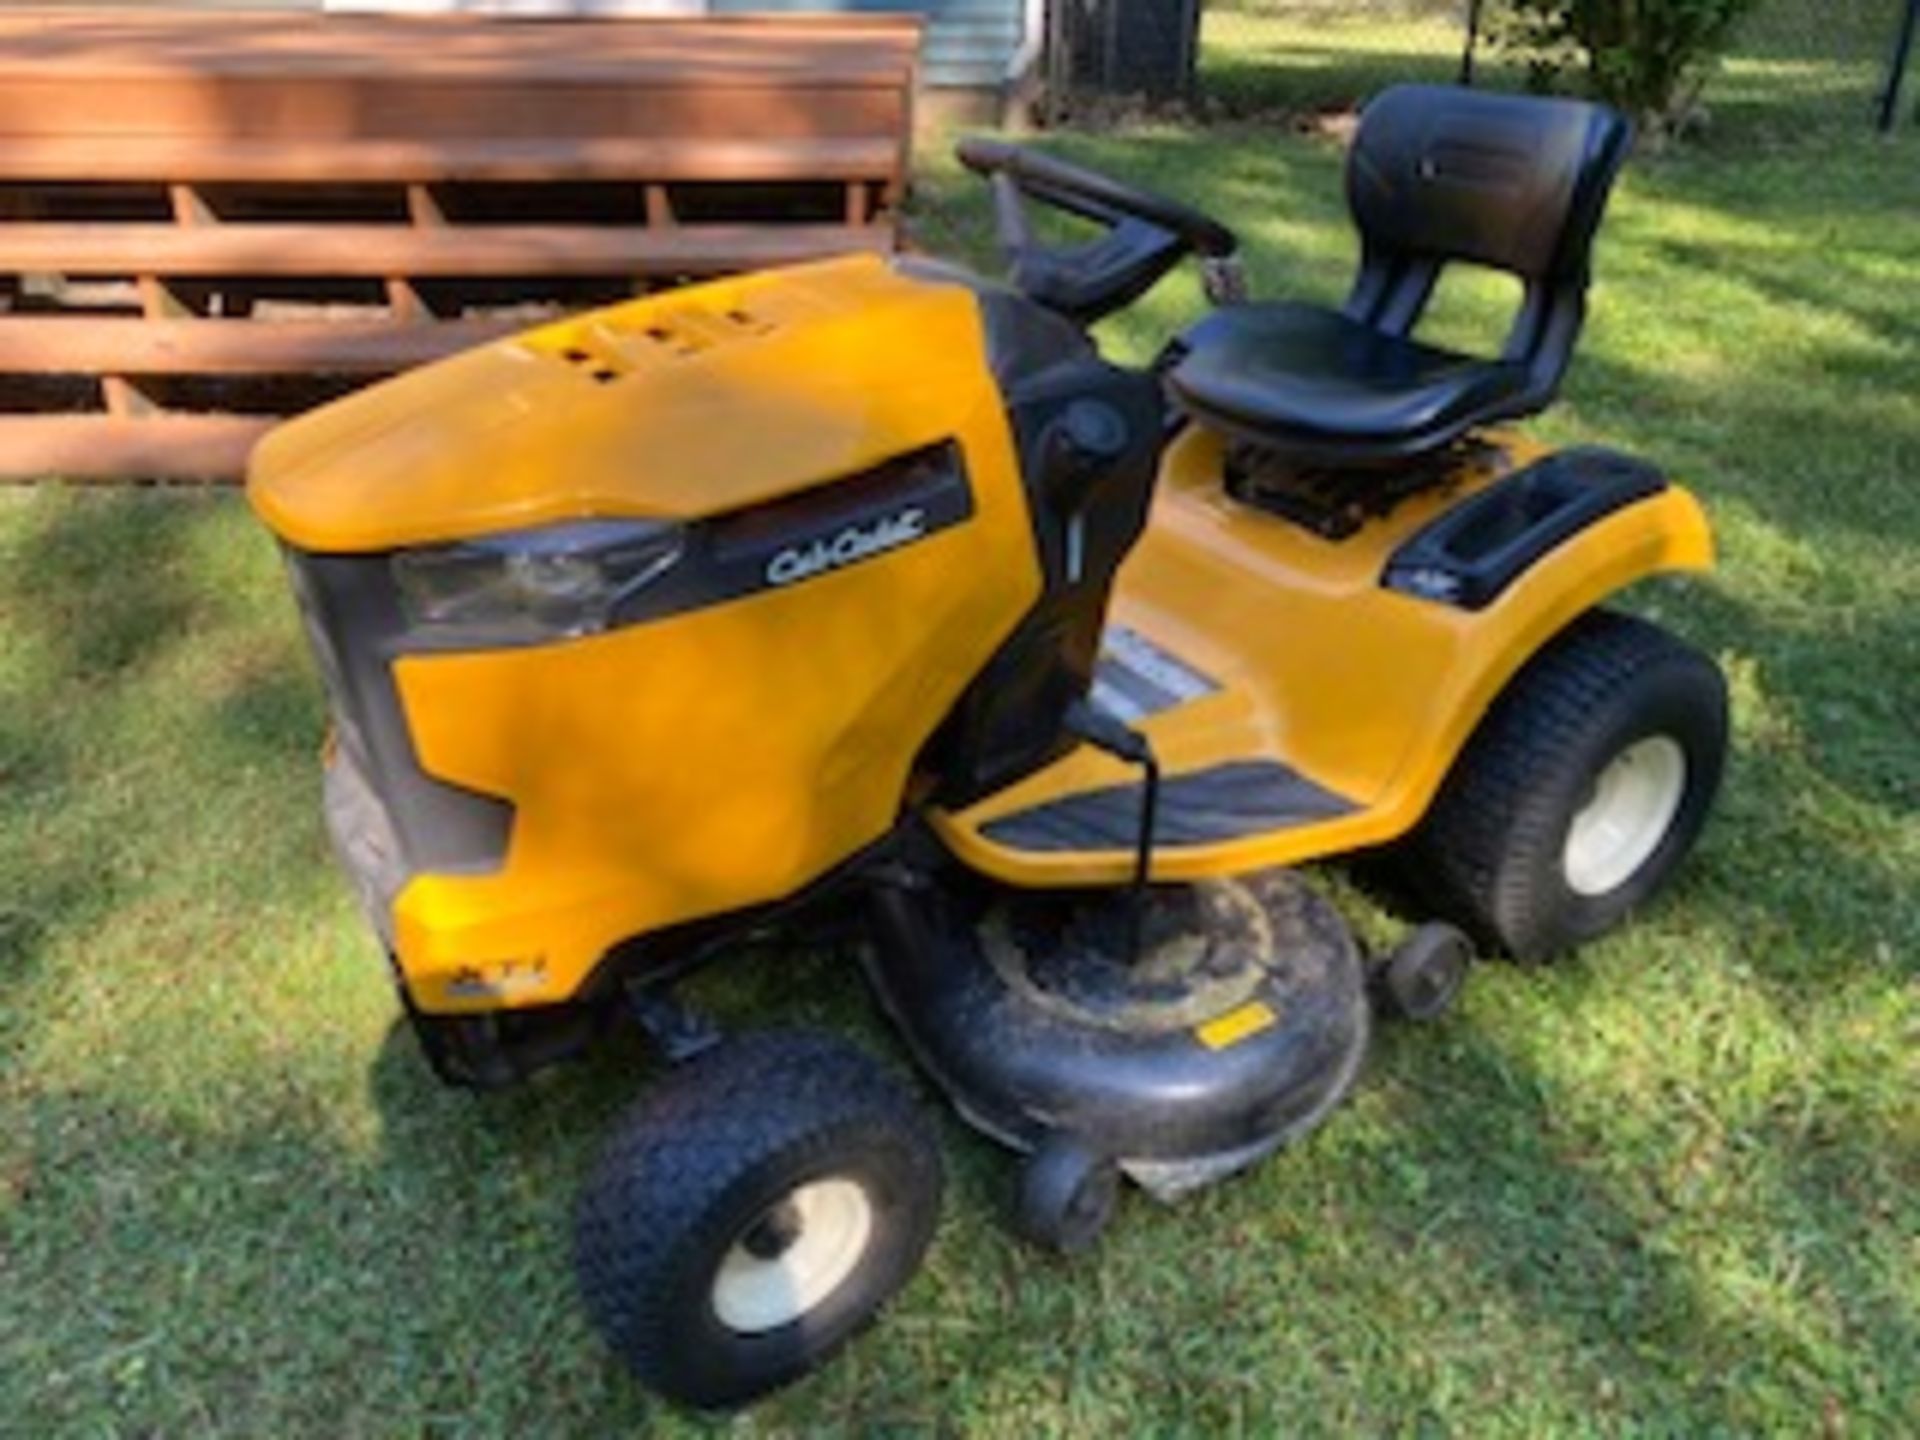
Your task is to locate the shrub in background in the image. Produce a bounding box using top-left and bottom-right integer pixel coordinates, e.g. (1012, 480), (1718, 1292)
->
(1494, 0), (1765, 140)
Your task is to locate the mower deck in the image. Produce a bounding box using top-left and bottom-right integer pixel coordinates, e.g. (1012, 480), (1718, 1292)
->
(930, 425), (1714, 887)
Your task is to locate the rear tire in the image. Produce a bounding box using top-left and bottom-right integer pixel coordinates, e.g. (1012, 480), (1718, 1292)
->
(574, 1029), (943, 1409)
(1409, 610), (1727, 960)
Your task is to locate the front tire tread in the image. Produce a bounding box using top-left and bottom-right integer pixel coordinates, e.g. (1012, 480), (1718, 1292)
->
(574, 1028), (943, 1409)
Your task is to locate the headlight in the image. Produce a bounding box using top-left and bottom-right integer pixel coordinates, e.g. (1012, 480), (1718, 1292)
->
(393, 519), (684, 643)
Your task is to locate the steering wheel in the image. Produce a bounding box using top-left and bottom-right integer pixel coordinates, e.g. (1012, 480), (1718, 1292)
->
(956, 137), (1243, 326)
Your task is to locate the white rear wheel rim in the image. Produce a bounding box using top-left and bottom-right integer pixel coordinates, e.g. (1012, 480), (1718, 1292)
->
(711, 1177), (874, 1335)
(1562, 735), (1688, 897)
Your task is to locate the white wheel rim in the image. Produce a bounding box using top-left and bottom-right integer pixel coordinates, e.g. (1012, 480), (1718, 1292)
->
(711, 1178), (874, 1335)
(1562, 736), (1688, 897)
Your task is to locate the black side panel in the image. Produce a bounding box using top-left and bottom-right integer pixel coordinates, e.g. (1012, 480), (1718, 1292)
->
(980, 759), (1357, 853)
(919, 279), (1166, 805)
(640, 442), (973, 614)
(1382, 446), (1667, 611)
(287, 548), (515, 885)
(390, 443), (975, 654)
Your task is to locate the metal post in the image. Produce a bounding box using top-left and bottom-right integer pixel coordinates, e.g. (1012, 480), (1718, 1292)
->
(1102, 0), (1119, 95)
(1878, 0), (1920, 132)
(1459, 0), (1485, 87)
(1045, 0), (1068, 127)
(1177, 0), (1201, 104)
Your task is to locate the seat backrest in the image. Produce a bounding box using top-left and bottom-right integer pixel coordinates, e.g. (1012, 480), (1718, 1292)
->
(1349, 84), (1631, 284)
(1341, 84), (1633, 409)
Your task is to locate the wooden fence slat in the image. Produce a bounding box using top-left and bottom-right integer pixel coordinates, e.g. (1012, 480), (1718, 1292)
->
(0, 315), (529, 375)
(0, 414), (276, 482)
(0, 136), (903, 185)
(0, 79), (906, 146)
(0, 12), (924, 88)
(0, 222), (890, 278)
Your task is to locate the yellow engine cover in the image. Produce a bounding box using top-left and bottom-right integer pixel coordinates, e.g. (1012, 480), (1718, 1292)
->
(250, 257), (1042, 1012)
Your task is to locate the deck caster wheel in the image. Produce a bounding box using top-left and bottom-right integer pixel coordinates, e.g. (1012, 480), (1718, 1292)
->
(1014, 1135), (1119, 1254)
(573, 1029), (943, 1409)
(1377, 923), (1472, 1021)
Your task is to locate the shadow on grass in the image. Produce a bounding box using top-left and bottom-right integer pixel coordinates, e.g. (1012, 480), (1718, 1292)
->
(1199, 39), (1471, 119)
(0, 488), (332, 1046)
(1358, 1018), (1724, 1399)
(1641, 233), (1919, 380)
(206, 656), (329, 768)
(1353, 1000), (1913, 1427)
(10, 1075), (642, 1433)
(0, 489), (207, 684)
(1192, 25), (1893, 145)
(10, 999), (991, 1434)
(0, 705), (75, 1004)
(0, 493), (211, 1019)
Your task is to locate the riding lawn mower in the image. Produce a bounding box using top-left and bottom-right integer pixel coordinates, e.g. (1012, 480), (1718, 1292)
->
(248, 85), (1728, 1407)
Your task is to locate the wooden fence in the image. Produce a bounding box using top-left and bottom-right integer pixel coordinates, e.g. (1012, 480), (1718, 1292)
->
(0, 8), (920, 481)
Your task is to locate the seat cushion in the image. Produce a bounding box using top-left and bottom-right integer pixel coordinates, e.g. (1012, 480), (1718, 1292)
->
(1169, 302), (1529, 455)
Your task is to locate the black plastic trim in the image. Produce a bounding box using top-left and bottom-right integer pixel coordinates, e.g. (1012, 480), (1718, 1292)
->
(391, 442), (974, 654)
(288, 546), (516, 888)
(980, 758), (1357, 853)
(1381, 446), (1667, 611)
(908, 269), (1167, 807)
(639, 440), (973, 616)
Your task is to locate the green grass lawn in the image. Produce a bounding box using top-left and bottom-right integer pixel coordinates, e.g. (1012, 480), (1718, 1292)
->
(6, 57), (1920, 1440)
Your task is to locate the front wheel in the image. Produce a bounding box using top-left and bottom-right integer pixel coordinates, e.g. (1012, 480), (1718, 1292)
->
(1409, 610), (1728, 960)
(574, 1030), (943, 1409)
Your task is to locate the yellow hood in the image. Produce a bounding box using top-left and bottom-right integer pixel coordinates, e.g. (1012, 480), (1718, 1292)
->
(248, 255), (994, 553)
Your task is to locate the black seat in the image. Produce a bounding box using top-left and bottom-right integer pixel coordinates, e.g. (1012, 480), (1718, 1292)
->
(1169, 84), (1633, 465)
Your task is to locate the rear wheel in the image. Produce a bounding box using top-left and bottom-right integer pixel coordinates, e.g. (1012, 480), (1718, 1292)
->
(1409, 611), (1727, 960)
(574, 1029), (943, 1409)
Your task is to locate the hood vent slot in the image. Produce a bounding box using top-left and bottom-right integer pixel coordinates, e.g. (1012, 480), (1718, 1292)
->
(538, 300), (781, 382)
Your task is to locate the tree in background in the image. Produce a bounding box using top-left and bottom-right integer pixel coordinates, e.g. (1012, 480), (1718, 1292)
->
(1494, 0), (1765, 141)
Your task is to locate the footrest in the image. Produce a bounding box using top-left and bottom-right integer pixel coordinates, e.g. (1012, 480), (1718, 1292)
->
(978, 759), (1355, 854)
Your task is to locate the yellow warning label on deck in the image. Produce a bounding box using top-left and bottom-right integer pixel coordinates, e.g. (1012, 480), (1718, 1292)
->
(1195, 999), (1279, 1051)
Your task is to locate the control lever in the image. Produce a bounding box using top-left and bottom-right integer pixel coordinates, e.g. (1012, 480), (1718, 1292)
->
(1063, 698), (1160, 964)
(1043, 399), (1131, 583)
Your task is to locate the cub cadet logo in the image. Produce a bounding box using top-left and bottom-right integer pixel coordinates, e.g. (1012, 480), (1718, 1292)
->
(765, 508), (927, 587)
